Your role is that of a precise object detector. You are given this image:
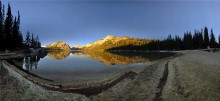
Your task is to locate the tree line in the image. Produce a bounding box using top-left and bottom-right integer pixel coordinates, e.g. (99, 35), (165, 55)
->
(24, 31), (41, 49)
(145, 26), (220, 51)
(0, 1), (41, 51)
(108, 27), (220, 51)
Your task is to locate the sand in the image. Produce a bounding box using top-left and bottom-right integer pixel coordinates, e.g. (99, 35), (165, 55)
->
(1, 50), (220, 101)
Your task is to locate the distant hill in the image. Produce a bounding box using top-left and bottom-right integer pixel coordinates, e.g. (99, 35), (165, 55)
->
(72, 35), (155, 51)
(46, 41), (71, 51)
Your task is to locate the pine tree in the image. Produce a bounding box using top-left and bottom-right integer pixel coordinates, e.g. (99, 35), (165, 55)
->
(31, 33), (35, 48)
(17, 11), (20, 25)
(25, 31), (31, 48)
(188, 32), (193, 49)
(175, 35), (182, 50)
(35, 35), (41, 48)
(219, 35), (220, 48)
(12, 17), (18, 48)
(209, 29), (216, 48)
(0, 1), (4, 50)
(198, 29), (204, 49)
(183, 32), (193, 50)
(4, 3), (13, 49)
(204, 26), (209, 49)
(16, 11), (23, 48)
(193, 31), (199, 49)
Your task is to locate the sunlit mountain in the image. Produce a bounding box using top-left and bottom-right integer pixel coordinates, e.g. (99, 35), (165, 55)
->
(73, 35), (155, 51)
(45, 41), (71, 51)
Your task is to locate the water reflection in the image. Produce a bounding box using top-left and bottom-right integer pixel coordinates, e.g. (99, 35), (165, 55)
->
(23, 56), (39, 70)
(12, 51), (173, 83)
(21, 52), (47, 71)
(72, 51), (150, 65)
(18, 51), (173, 69)
(47, 50), (70, 60)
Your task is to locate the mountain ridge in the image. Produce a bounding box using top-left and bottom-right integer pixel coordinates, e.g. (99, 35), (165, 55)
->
(73, 35), (154, 51)
(45, 41), (71, 51)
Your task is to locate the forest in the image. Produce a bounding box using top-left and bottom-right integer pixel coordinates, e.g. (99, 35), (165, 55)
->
(109, 27), (220, 51)
(144, 26), (220, 51)
(0, 2), (41, 51)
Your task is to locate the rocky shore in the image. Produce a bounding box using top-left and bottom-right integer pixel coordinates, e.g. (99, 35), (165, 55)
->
(1, 50), (220, 101)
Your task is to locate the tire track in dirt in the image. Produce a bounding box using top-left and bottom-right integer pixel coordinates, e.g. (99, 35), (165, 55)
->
(153, 61), (169, 101)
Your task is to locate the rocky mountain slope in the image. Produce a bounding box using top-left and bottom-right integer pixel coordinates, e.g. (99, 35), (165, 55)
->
(73, 35), (154, 51)
(46, 41), (71, 51)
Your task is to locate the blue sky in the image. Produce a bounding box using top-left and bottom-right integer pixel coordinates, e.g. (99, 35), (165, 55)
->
(2, 0), (220, 46)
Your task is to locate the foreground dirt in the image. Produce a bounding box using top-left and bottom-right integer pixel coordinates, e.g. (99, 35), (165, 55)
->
(1, 50), (220, 101)
(0, 63), (89, 101)
(162, 50), (220, 101)
(0, 54), (173, 101)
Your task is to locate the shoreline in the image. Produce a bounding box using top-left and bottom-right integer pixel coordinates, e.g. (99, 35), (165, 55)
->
(2, 60), (138, 96)
(1, 51), (177, 97)
(3, 50), (220, 100)
(0, 52), (178, 100)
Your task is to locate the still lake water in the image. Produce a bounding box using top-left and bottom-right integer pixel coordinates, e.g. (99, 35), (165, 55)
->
(13, 51), (173, 83)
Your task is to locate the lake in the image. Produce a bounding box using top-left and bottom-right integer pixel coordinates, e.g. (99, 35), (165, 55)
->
(12, 51), (173, 84)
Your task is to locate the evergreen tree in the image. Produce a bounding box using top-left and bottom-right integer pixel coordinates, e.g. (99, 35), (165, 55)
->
(0, 2), (40, 50)
(12, 17), (18, 48)
(31, 33), (35, 48)
(17, 11), (23, 47)
(12, 15), (23, 49)
(0, 1), (4, 50)
(219, 35), (220, 48)
(166, 34), (173, 50)
(17, 11), (20, 25)
(204, 26), (209, 48)
(183, 32), (193, 50)
(17, 11), (23, 48)
(35, 35), (41, 48)
(193, 31), (199, 49)
(174, 35), (182, 50)
(183, 32), (187, 49)
(25, 31), (31, 48)
(188, 32), (193, 49)
(209, 29), (216, 48)
(4, 3), (13, 49)
(198, 30), (204, 49)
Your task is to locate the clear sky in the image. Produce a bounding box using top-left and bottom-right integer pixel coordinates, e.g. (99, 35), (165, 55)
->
(2, 0), (220, 46)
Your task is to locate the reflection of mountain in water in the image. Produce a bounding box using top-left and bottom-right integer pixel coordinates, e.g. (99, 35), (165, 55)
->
(72, 51), (150, 65)
(47, 51), (70, 60)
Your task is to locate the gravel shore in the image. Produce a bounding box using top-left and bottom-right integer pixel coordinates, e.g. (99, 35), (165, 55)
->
(1, 50), (220, 101)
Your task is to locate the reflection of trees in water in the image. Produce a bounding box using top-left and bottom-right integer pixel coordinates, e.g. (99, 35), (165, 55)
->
(23, 56), (40, 71)
(22, 52), (47, 71)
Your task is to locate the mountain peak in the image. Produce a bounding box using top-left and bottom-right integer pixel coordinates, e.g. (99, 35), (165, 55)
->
(72, 35), (152, 51)
(46, 41), (71, 51)
(122, 36), (131, 39)
(104, 35), (117, 40)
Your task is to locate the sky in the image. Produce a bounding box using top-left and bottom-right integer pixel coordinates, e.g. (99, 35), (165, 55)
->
(2, 0), (220, 46)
